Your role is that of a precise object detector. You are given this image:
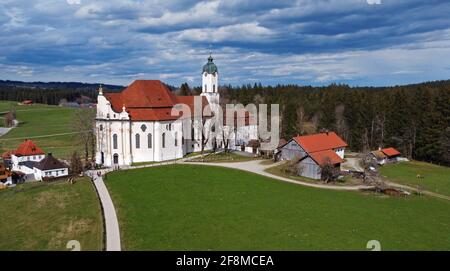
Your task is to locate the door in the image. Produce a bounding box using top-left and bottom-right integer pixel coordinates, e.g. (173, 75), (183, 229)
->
(113, 154), (119, 165)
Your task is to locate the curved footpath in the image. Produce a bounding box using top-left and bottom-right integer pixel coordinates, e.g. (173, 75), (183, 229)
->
(90, 171), (121, 251)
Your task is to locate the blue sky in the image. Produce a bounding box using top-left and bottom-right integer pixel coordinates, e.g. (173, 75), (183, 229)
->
(1, 0), (450, 87)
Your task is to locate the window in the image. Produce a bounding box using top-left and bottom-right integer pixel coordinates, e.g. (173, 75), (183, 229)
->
(175, 132), (178, 147)
(162, 133), (166, 148)
(135, 134), (140, 149)
(141, 124), (147, 132)
(213, 84), (216, 92)
(204, 84), (207, 91)
(182, 136), (184, 145)
(99, 125), (103, 131)
(191, 127), (195, 140)
(113, 134), (118, 149)
(148, 133), (152, 148)
(107, 113), (110, 119)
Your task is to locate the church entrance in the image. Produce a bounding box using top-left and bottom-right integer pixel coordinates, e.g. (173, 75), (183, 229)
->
(113, 154), (119, 165)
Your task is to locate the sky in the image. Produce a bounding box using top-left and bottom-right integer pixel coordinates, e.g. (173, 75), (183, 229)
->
(1, 0), (450, 87)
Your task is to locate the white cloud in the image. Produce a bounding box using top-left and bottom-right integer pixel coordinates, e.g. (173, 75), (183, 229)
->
(175, 22), (274, 42)
(67, 0), (81, 5)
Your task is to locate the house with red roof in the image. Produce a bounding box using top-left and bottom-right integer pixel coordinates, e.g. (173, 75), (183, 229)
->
(4, 139), (68, 182)
(95, 54), (258, 167)
(368, 147), (401, 165)
(277, 132), (348, 180)
(10, 139), (45, 174)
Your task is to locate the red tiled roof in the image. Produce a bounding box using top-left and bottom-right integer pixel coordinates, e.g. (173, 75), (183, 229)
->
(2, 150), (15, 160)
(308, 149), (344, 166)
(104, 92), (123, 112)
(104, 80), (211, 121)
(293, 132), (347, 153)
(14, 140), (45, 156)
(127, 108), (179, 121)
(120, 80), (178, 108)
(381, 147), (400, 157)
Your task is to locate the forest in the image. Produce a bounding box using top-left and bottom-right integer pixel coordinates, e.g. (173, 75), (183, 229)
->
(189, 80), (450, 166)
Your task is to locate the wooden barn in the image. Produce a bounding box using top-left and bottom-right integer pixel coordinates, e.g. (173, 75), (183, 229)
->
(277, 132), (347, 180)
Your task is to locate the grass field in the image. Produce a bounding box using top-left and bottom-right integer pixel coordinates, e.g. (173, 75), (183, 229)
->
(0, 100), (18, 113)
(380, 161), (450, 197)
(0, 179), (103, 250)
(106, 164), (450, 250)
(0, 101), (89, 159)
(190, 151), (256, 163)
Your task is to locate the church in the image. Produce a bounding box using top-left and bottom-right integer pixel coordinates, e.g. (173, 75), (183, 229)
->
(95, 54), (258, 167)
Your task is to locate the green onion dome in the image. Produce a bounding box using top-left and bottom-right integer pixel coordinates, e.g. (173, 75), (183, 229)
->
(202, 55), (218, 74)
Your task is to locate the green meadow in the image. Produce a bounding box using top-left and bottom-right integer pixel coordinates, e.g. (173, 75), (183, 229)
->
(0, 179), (103, 251)
(380, 161), (450, 197)
(106, 164), (450, 251)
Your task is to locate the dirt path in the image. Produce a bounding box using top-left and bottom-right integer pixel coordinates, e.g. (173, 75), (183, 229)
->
(341, 157), (364, 172)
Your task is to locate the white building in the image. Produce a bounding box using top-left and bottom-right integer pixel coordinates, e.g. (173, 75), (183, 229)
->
(32, 153), (69, 181)
(95, 54), (259, 167)
(6, 139), (69, 181)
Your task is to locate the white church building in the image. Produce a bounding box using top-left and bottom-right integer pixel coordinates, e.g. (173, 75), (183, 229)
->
(95, 54), (258, 167)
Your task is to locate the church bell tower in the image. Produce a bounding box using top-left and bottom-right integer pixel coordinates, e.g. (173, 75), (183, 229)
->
(201, 53), (220, 113)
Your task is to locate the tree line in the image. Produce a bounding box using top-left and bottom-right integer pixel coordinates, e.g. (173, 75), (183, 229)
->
(178, 80), (450, 166)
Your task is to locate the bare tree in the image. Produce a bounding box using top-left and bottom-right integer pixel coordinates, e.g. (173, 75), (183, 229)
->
(321, 158), (339, 183)
(199, 118), (210, 162)
(282, 155), (303, 176)
(70, 151), (83, 175)
(3, 111), (14, 127)
(335, 104), (348, 141)
(296, 106), (306, 135)
(73, 108), (96, 168)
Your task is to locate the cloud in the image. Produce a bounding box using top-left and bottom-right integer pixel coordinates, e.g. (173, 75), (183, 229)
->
(0, 0), (449, 87)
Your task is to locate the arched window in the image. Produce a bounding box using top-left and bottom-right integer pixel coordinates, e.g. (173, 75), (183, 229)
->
(99, 124), (103, 131)
(162, 133), (166, 148)
(213, 84), (216, 92)
(135, 134), (140, 149)
(113, 134), (118, 149)
(148, 133), (152, 148)
(175, 132), (178, 147)
(191, 127), (195, 140)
